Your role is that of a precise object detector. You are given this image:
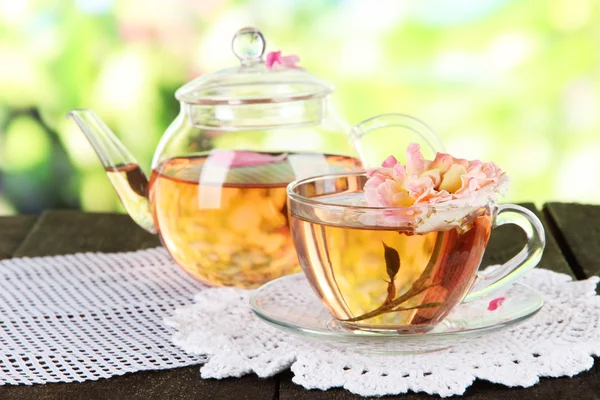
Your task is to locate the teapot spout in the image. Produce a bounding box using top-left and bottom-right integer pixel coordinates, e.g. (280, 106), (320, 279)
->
(68, 109), (156, 233)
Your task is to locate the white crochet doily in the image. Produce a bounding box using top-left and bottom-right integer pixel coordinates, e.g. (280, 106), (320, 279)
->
(167, 268), (600, 398)
(0, 248), (205, 385)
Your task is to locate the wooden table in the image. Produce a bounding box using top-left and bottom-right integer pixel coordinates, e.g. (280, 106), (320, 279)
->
(0, 203), (598, 399)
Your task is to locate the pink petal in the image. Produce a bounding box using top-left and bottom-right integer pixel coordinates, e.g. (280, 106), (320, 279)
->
(427, 191), (454, 203)
(453, 157), (470, 168)
(467, 160), (483, 174)
(373, 179), (402, 207)
(420, 168), (442, 188)
(429, 152), (454, 173)
(382, 155), (398, 168)
(281, 54), (300, 68)
(405, 143), (426, 176)
(367, 168), (393, 180)
(392, 163), (406, 181)
(364, 175), (384, 188)
(366, 167), (384, 177)
(481, 162), (502, 182)
(266, 51), (300, 70)
(266, 51), (281, 69)
(456, 175), (476, 194)
(404, 176), (435, 203)
(364, 183), (383, 206)
(488, 297), (505, 311)
(385, 179), (402, 200)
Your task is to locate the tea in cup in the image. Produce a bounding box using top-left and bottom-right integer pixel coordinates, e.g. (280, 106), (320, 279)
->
(286, 146), (545, 333)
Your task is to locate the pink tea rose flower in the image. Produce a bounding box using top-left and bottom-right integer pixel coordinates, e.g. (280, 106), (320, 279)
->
(365, 143), (507, 208)
(266, 51), (300, 70)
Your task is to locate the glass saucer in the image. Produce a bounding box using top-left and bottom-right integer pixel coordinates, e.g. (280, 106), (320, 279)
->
(249, 273), (543, 354)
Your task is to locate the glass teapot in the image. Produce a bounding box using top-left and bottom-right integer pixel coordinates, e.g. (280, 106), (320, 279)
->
(69, 27), (443, 288)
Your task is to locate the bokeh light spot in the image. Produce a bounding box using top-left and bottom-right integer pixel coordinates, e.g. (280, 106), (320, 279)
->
(0, 0), (30, 25)
(95, 50), (148, 110)
(80, 171), (117, 211)
(2, 116), (52, 171)
(549, 0), (591, 31)
(555, 145), (600, 203)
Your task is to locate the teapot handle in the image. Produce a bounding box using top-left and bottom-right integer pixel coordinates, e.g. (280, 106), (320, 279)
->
(351, 113), (445, 168)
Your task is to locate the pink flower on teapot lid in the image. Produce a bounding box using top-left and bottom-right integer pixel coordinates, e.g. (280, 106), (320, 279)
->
(266, 51), (300, 70)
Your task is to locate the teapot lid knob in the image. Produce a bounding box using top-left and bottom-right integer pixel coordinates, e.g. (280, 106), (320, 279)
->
(232, 27), (266, 66)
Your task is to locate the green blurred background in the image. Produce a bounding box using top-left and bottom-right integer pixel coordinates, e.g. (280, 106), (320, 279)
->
(0, 0), (598, 215)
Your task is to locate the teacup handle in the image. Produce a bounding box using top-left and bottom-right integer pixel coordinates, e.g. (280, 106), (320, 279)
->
(351, 113), (445, 168)
(462, 204), (546, 303)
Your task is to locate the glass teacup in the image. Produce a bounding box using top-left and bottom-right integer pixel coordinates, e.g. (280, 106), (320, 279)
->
(287, 172), (545, 334)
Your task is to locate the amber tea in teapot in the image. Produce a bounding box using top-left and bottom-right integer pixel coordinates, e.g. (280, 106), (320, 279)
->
(107, 151), (360, 287)
(149, 152), (360, 287)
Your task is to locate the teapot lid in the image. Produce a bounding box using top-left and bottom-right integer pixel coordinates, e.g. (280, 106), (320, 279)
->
(175, 27), (333, 105)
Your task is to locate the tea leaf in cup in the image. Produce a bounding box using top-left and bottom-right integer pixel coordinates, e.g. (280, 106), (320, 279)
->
(382, 242), (400, 282)
(341, 234), (446, 323)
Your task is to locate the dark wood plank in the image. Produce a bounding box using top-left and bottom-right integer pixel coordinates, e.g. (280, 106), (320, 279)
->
(482, 203), (573, 278)
(0, 368), (276, 400)
(13, 210), (160, 256)
(1, 210), (277, 400)
(0, 215), (38, 259)
(544, 202), (600, 280)
(278, 203), (583, 399)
